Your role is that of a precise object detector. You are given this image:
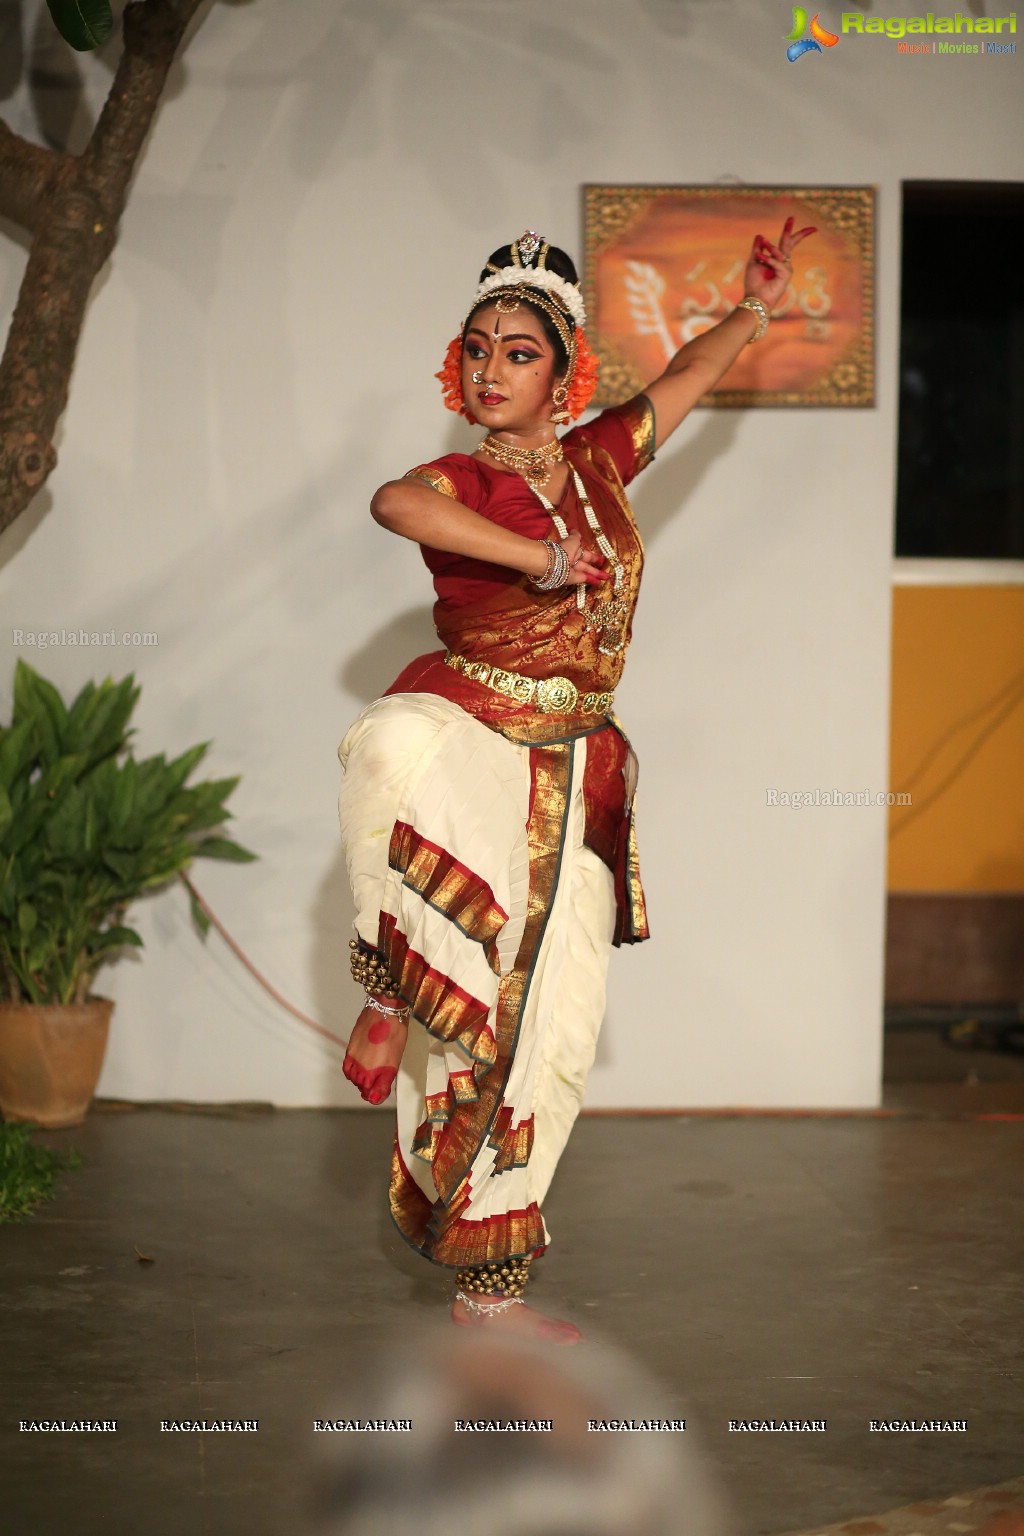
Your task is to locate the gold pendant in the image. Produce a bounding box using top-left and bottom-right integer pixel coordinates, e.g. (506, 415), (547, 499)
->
(584, 593), (628, 655)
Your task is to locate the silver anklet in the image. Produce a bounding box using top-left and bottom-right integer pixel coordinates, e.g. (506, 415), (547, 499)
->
(455, 1290), (524, 1316)
(364, 994), (408, 1019)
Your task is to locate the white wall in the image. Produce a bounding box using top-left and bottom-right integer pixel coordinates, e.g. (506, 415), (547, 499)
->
(1, 0), (1020, 1107)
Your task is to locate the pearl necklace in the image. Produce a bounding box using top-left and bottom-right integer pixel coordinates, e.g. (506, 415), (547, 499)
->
(531, 467), (629, 657)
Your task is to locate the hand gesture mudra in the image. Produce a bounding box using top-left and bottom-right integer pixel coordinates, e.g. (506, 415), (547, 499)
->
(741, 214), (817, 313)
(560, 530), (610, 587)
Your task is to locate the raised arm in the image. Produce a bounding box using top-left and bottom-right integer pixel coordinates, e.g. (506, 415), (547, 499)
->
(641, 216), (817, 453)
(370, 477), (611, 589)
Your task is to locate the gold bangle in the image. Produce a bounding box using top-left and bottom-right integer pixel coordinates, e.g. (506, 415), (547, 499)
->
(735, 296), (769, 343)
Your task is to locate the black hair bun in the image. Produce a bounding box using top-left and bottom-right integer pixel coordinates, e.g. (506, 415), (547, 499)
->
(478, 242), (578, 286)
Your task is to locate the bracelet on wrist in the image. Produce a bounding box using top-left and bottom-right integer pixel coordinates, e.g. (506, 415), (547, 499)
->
(534, 539), (556, 585)
(529, 538), (569, 592)
(735, 295), (769, 343)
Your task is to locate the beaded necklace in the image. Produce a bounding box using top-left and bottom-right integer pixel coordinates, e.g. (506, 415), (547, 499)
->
(480, 433), (563, 491)
(531, 467), (629, 657)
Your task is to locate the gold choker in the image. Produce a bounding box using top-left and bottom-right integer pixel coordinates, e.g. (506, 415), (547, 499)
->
(480, 434), (563, 490)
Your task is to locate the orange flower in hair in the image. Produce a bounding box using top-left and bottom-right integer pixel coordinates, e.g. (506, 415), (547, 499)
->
(436, 334), (478, 425)
(566, 330), (599, 420)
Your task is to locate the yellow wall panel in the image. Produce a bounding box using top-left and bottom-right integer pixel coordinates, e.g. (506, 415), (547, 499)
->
(887, 586), (1024, 892)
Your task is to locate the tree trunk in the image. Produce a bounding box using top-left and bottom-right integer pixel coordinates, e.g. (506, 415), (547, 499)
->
(0, 0), (207, 535)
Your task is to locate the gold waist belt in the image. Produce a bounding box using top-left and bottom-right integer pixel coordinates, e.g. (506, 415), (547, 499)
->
(444, 653), (614, 716)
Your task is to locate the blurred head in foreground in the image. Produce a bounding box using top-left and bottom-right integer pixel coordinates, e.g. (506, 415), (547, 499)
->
(305, 1318), (728, 1536)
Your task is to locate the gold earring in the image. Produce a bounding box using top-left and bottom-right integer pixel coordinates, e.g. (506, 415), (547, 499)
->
(550, 381), (570, 423)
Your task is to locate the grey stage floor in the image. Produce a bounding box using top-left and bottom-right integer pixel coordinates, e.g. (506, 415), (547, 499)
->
(3, 1028), (1023, 1536)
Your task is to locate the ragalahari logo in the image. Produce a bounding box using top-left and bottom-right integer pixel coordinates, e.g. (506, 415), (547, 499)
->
(786, 8), (840, 59)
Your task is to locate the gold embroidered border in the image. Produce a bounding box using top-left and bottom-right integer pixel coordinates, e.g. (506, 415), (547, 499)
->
(379, 912), (493, 1052)
(426, 1089), (452, 1123)
(391, 1132), (436, 1218)
(389, 1133), (547, 1265)
(389, 821), (508, 975)
(449, 1069), (480, 1105)
(566, 441), (645, 633)
(487, 1102), (513, 1153)
(625, 799), (649, 942)
(404, 465), (457, 499)
(429, 1205), (546, 1267)
(491, 1111), (534, 1174)
(614, 393), (656, 476)
(411, 1119), (441, 1164)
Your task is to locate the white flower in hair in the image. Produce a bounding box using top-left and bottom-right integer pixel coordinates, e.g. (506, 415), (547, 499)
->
(469, 266), (587, 329)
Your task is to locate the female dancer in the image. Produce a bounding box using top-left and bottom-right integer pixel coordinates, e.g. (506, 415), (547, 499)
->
(337, 220), (814, 1344)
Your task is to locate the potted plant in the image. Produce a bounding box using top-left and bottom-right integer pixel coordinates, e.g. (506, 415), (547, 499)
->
(0, 659), (256, 1127)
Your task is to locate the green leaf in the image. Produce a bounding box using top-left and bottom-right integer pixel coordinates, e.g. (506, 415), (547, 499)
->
(17, 901), (37, 935)
(102, 849), (135, 881)
(0, 720), (34, 791)
(45, 0), (114, 51)
(25, 935), (53, 973)
(167, 777), (243, 834)
(194, 836), (259, 864)
(0, 785), (11, 842)
(87, 925), (143, 953)
(13, 661), (70, 764)
(90, 677), (140, 760)
(83, 796), (98, 855)
(66, 675), (139, 763)
(165, 742), (210, 793)
(109, 757), (137, 836)
(188, 885), (211, 939)
(44, 782), (84, 858)
(65, 678), (97, 738)
(6, 755), (89, 855)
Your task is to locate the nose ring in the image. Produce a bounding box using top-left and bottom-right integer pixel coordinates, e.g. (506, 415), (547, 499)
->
(472, 371), (485, 384)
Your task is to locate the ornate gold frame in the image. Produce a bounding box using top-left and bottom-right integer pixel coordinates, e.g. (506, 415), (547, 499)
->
(583, 184), (875, 408)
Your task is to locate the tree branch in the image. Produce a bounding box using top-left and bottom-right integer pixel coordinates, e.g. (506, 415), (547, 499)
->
(0, 121), (66, 234)
(0, 0), (208, 536)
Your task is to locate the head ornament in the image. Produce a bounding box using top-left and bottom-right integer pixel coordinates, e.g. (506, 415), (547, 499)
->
(465, 230), (588, 330)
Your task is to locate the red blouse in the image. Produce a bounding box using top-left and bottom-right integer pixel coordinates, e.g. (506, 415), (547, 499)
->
(406, 401), (654, 610)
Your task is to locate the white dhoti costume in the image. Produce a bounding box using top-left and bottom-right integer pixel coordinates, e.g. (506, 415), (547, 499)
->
(338, 692), (619, 1266)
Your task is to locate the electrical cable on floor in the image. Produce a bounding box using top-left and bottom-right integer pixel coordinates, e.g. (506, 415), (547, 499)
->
(178, 872), (350, 1053)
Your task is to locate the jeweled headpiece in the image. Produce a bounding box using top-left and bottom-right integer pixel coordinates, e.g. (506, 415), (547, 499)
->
(464, 229), (587, 331)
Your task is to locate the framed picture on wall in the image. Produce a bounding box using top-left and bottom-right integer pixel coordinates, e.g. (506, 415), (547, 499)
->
(583, 184), (875, 408)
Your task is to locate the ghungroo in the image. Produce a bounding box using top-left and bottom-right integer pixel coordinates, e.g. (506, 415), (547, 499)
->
(349, 937), (400, 997)
(455, 1255), (532, 1299)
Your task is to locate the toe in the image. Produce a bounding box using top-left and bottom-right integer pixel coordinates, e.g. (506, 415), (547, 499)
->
(367, 1071), (396, 1105)
(346, 1060), (370, 1094)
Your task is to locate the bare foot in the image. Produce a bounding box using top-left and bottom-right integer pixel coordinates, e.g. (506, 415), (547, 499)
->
(343, 997), (409, 1105)
(451, 1294), (583, 1346)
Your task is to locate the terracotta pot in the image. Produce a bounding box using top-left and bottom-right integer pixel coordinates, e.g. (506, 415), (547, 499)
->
(0, 997), (114, 1128)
